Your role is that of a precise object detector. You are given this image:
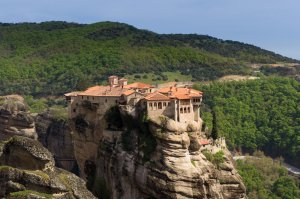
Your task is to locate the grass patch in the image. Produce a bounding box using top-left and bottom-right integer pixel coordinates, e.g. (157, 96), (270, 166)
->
(58, 173), (71, 190)
(9, 190), (53, 198)
(25, 170), (50, 181)
(0, 165), (13, 171)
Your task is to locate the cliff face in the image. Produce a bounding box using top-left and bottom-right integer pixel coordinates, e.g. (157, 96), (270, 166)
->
(0, 136), (96, 198)
(0, 95), (37, 140)
(70, 104), (247, 199)
(35, 111), (79, 174)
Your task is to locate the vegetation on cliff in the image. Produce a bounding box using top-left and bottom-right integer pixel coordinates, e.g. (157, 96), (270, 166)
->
(0, 21), (297, 96)
(196, 77), (300, 166)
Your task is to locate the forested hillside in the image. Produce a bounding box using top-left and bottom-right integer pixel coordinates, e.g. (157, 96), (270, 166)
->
(0, 21), (297, 96)
(196, 78), (300, 167)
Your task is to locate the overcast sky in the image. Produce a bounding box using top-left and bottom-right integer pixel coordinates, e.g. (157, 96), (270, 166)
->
(0, 0), (299, 59)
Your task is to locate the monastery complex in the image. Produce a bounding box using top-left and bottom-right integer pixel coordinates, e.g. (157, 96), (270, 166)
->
(65, 76), (203, 123)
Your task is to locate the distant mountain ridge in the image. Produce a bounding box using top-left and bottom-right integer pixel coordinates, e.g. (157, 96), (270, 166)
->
(0, 21), (297, 96)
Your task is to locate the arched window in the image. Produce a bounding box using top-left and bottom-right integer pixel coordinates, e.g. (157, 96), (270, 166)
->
(158, 102), (162, 109)
(149, 103), (153, 110)
(184, 107), (187, 113)
(168, 102), (171, 106)
(154, 102), (157, 109)
(163, 102), (166, 107)
(180, 108), (183, 113)
(188, 107), (190, 113)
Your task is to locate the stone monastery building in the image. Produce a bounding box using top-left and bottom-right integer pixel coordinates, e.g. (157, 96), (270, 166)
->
(65, 76), (203, 123)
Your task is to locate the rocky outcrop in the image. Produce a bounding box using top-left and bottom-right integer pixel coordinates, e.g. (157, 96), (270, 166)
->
(70, 104), (247, 199)
(35, 111), (79, 174)
(0, 136), (96, 199)
(0, 95), (37, 140)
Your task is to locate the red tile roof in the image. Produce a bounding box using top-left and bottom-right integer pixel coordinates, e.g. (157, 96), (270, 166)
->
(78, 86), (129, 97)
(145, 92), (170, 101)
(122, 90), (135, 96)
(124, 82), (152, 89)
(157, 87), (202, 100)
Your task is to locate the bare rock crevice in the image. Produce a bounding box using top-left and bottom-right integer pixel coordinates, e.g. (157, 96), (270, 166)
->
(0, 136), (96, 199)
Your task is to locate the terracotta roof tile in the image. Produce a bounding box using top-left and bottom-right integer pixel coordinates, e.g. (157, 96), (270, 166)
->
(200, 139), (210, 145)
(122, 90), (135, 96)
(145, 92), (170, 101)
(124, 82), (152, 89)
(79, 86), (128, 97)
(157, 87), (202, 99)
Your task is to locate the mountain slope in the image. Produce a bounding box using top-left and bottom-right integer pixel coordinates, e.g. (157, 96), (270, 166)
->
(0, 21), (297, 95)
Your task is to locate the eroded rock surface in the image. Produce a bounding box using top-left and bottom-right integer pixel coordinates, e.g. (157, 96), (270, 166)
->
(35, 111), (79, 174)
(70, 104), (247, 199)
(0, 95), (37, 140)
(0, 136), (96, 199)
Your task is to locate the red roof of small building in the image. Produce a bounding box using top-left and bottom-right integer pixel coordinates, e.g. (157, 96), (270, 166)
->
(200, 139), (210, 145)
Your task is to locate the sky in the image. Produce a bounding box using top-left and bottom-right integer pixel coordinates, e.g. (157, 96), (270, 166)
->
(0, 0), (299, 59)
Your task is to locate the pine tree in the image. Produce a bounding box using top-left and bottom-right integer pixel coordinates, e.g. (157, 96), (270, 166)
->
(211, 110), (218, 140)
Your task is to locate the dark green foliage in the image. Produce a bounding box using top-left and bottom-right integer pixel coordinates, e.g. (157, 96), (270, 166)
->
(104, 106), (123, 130)
(0, 21), (297, 96)
(237, 155), (300, 199)
(196, 77), (300, 166)
(271, 176), (300, 199)
(202, 150), (224, 167)
(211, 110), (218, 140)
(120, 111), (157, 162)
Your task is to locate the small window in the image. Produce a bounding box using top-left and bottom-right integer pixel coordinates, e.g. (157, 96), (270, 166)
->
(150, 103), (153, 107)
(115, 100), (118, 104)
(81, 96), (83, 99)
(105, 99), (108, 103)
(188, 107), (190, 113)
(163, 102), (166, 107)
(168, 102), (171, 106)
(92, 97), (94, 100)
(87, 97), (89, 100)
(180, 108), (183, 113)
(184, 107), (187, 113)
(73, 109), (76, 113)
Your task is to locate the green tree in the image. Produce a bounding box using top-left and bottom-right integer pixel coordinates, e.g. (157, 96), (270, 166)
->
(211, 110), (218, 140)
(271, 176), (300, 199)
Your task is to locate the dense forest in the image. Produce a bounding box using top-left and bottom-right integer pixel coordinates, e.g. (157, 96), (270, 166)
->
(236, 152), (300, 199)
(0, 21), (297, 96)
(195, 77), (300, 167)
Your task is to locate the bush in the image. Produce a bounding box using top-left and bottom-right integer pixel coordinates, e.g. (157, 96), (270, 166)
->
(203, 150), (224, 167)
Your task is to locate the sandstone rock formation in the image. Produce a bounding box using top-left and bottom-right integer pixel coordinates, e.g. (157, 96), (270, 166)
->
(0, 136), (96, 199)
(0, 95), (37, 140)
(35, 111), (79, 174)
(70, 104), (247, 199)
